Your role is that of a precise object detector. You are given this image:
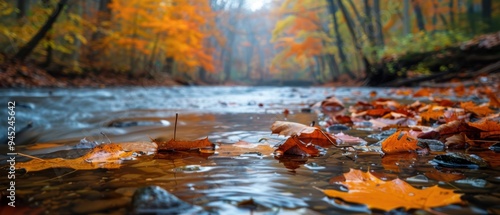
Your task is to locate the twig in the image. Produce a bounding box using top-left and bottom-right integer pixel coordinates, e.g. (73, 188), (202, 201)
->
(174, 113), (178, 141)
(17, 152), (45, 161)
(101, 132), (111, 143)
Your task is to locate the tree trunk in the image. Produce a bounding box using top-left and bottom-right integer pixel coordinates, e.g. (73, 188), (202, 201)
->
(467, 0), (476, 34)
(482, 0), (492, 32)
(403, 0), (411, 35)
(412, 0), (426, 32)
(363, 0), (376, 46)
(335, 0), (372, 78)
(373, 0), (384, 46)
(326, 0), (356, 79)
(449, 0), (455, 28)
(326, 54), (340, 82)
(17, 0), (28, 20)
(14, 0), (69, 62)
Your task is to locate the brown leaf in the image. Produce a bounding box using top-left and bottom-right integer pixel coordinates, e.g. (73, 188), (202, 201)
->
(270, 121), (336, 146)
(381, 131), (419, 154)
(275, 135), (321, 157)
(323, 169), (463, 211)
(424, 170), (465, 182)
(157, 137), (214, 151)
(445, 133), (475, 149)
(320, 96), (345, 112)
(468, 116), (500, 139)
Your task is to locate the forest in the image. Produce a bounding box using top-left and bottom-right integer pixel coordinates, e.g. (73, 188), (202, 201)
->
(0, 0), (499, 87)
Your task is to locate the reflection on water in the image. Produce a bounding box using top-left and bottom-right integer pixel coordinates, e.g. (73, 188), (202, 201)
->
(0, 86), (498, 214)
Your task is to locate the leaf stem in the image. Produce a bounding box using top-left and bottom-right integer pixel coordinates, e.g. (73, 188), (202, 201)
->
(174, 113), (178, 141)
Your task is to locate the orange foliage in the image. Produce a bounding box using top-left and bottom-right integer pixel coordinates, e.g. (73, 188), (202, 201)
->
(381, 131), (419, 154)
(324, 169), (463, 211)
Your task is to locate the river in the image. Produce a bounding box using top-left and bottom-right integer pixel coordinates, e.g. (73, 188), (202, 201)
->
(0, 86), (497, 214)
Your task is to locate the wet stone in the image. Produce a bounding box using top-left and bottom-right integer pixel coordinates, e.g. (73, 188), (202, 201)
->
(131, 185), (201, 214)
(431, 153), (489, 169)
(417, 138), (445, 152)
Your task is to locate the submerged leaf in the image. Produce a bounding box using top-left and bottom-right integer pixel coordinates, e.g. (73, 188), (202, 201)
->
(323, 169), (462, 211)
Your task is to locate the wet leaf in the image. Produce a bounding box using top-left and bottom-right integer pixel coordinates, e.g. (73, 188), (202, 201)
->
(156, 137), (214, 151)
(270, 121), (336, 146)
(381, 131), (419, 154)
(213, 140), (274, 158)
(467, 116), (500, 139)
(17, 144), (136, 172)
(323, 169), (462, 211)
(424, 170), (466, 182)
(275, 135), (321, 157)
(460, 101), (493, 116)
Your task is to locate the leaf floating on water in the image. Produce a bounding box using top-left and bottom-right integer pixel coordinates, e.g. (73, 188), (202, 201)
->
(156, 137), (214, 151)
(213, 140), (274, 158)
(16, 144), (136, 172)
(323, 169), (463, 211)
(275, 135), (321, 157)
(270, 121), (336, 146)
(381, 131), (419, 154)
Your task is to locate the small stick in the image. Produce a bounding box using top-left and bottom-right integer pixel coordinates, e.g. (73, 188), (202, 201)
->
(174, 113), (178, 141)
(101, 132), (111, 143)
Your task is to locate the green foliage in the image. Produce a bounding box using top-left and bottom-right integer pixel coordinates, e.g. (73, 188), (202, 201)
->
(382, 31), (470, 57)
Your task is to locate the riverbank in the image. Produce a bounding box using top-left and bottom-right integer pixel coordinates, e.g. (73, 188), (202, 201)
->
(0, 63), (179, 88)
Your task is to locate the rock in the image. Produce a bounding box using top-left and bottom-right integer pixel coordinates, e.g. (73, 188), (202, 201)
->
(431, 153), (489, 169)
(131, 186), (200, 215)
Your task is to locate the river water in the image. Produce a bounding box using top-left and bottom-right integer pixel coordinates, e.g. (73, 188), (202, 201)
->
(0, 86), (498, 214)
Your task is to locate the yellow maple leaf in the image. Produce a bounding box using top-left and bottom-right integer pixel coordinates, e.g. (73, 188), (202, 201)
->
(323, 169), (463, 211)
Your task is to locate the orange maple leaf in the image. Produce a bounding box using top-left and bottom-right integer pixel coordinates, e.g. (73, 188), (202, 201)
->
(323, 169), (463, 211)
(467, 116), (500, 139)
(381, 131), (419, 154)
(420, 105), (445, 121)
(460, 101), (493, 116)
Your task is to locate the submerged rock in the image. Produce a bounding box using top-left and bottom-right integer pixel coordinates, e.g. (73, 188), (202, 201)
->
(431, 153), (489, 169)
(131, 185), (201, 215)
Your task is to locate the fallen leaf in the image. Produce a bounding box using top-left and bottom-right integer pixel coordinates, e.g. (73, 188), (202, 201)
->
(320, 96), (345, 112)
(335, 132), (367, 145)
(460, 101), (493, 116)
(381, 131), (419, 154)
(212, 140), (274, 158)
(484, 88), (500, 108)
(17, 144), (135, 172)
(270, 121), (336, 146)
(413, 88), (433, 97)
(156, 137), (214, 151)
(424, 170), (465, 182)
(467, 116), (500, 139)
(420, 105), (445, 122)
(323, 169), (462, 211)
(275, 135), (321, 157)
(445, 133), (475, 149)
